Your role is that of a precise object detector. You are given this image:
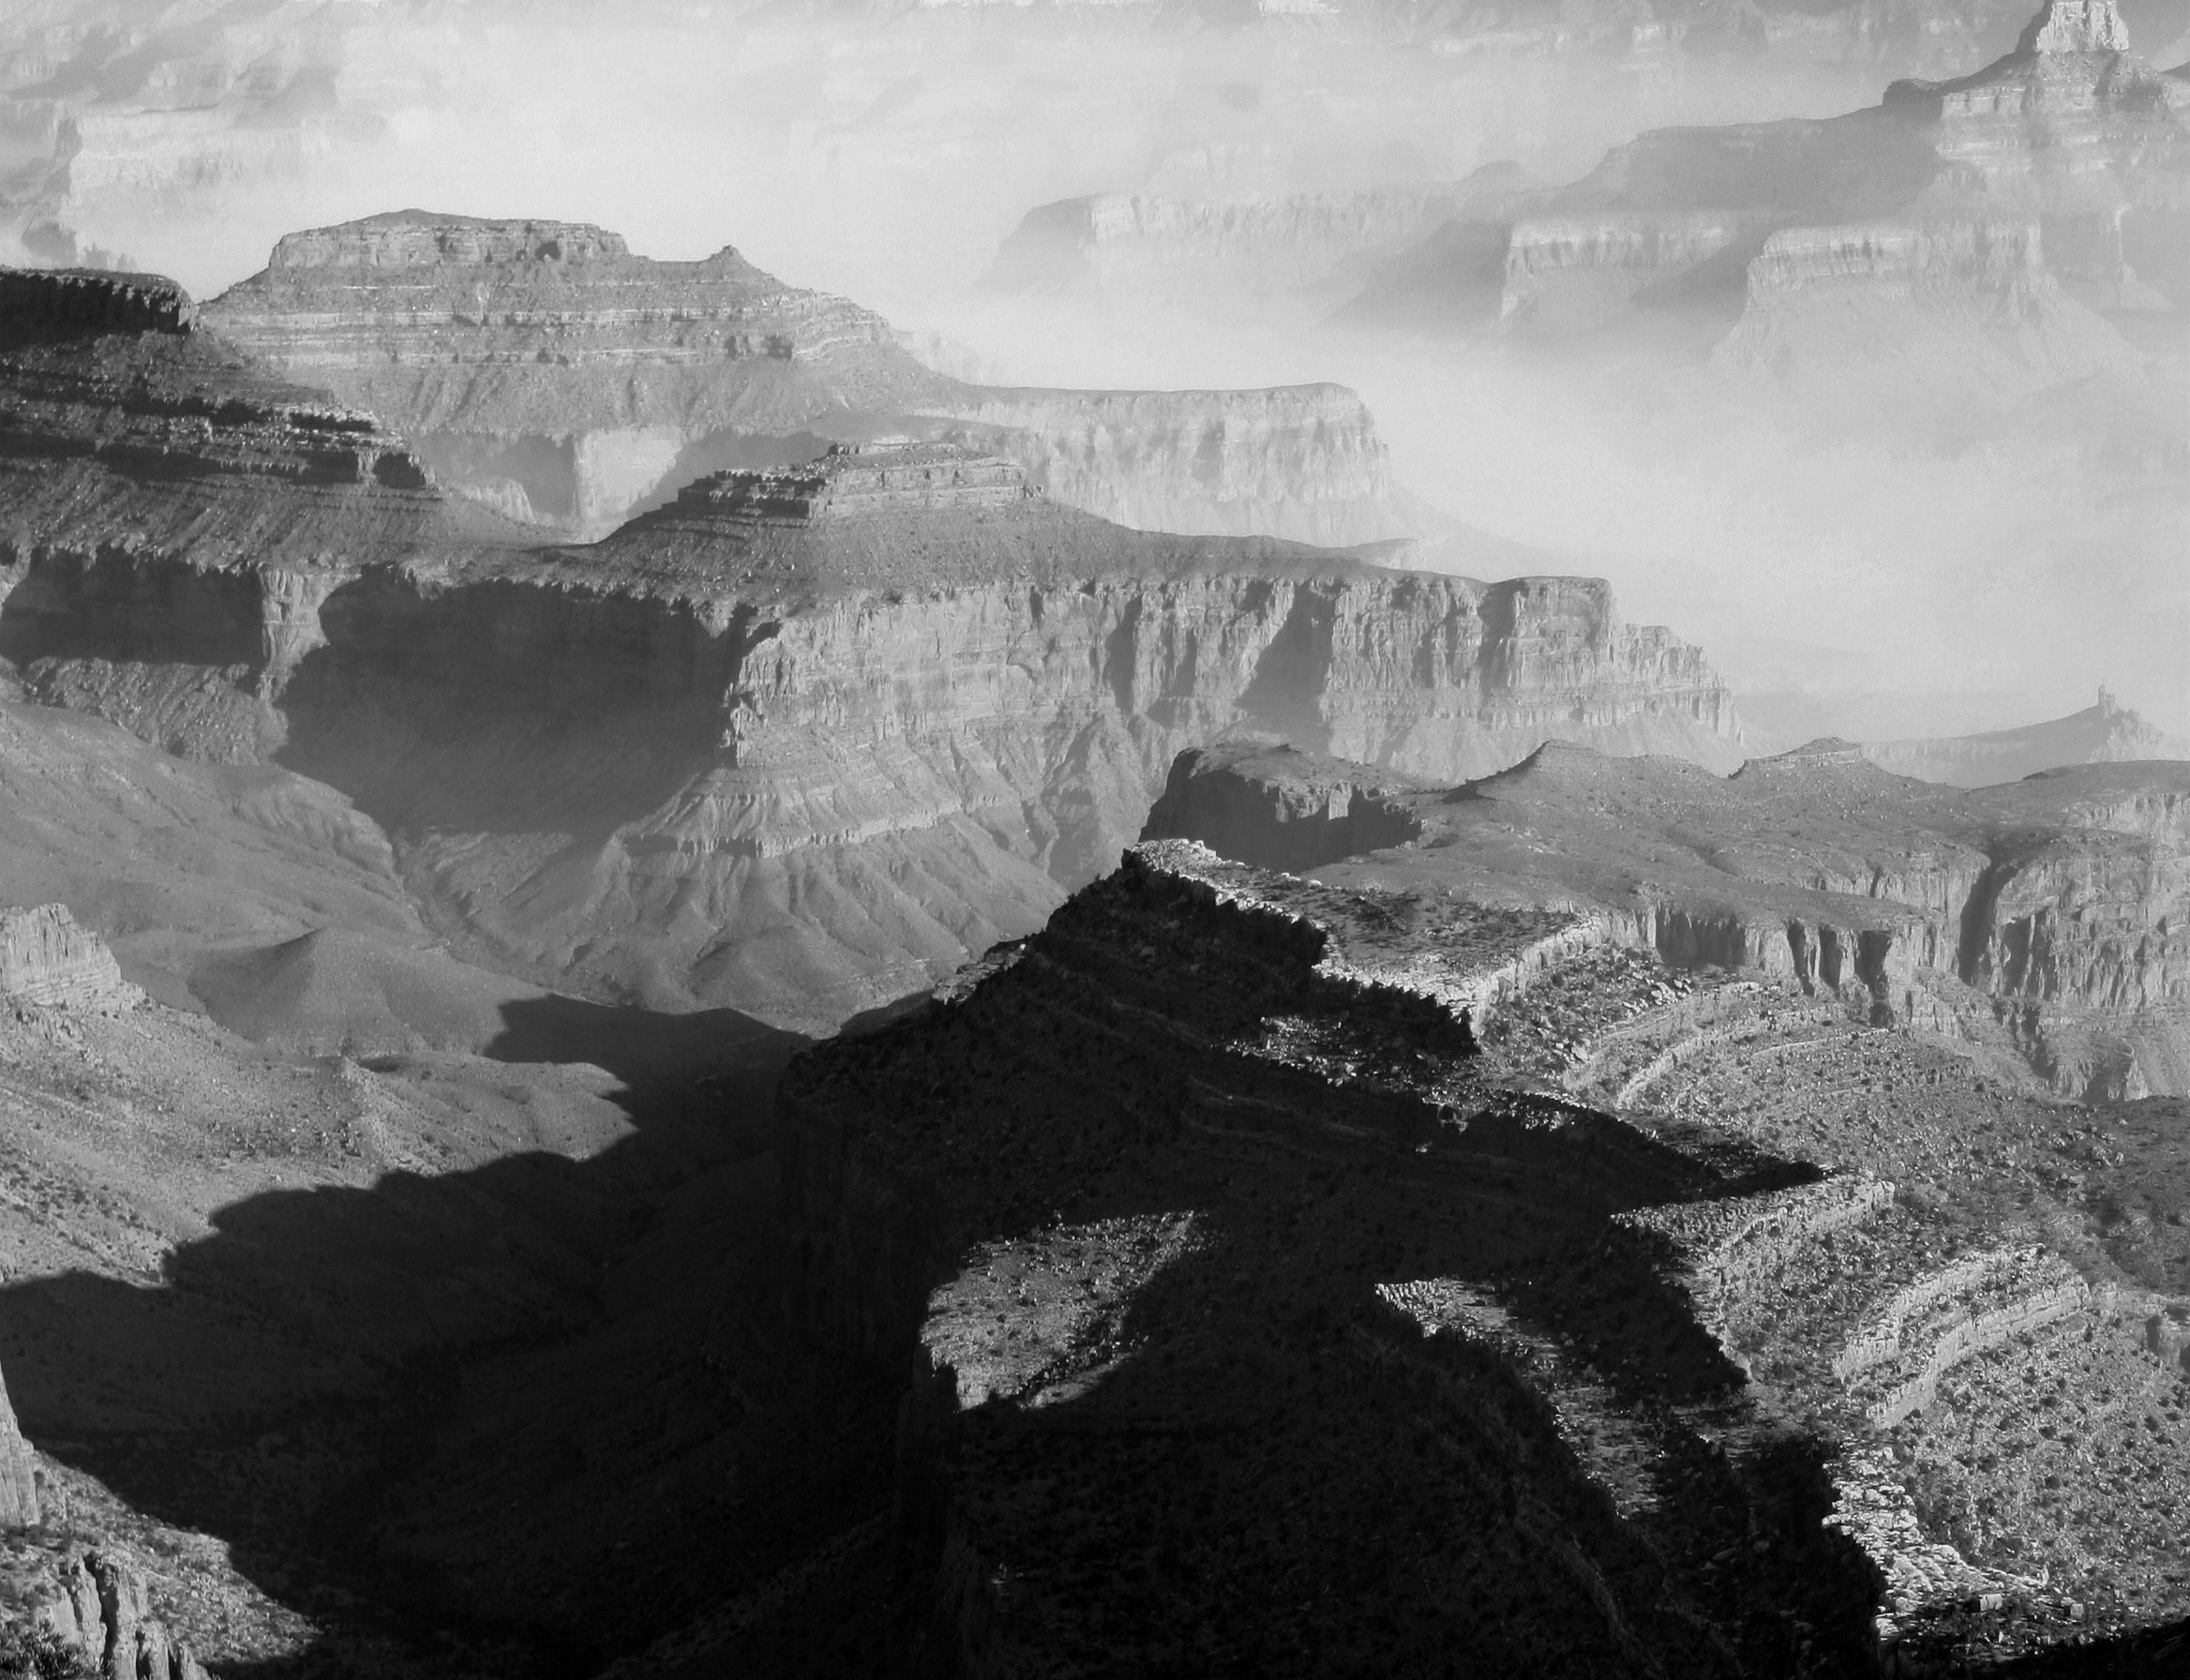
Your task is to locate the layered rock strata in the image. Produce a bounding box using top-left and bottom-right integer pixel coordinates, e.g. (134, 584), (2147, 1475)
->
(0, 904), (128, 1011)
(774, 817), (2190, 1670)
(1146, 737), (2190, 1097)
(1338, 0), (2188, 374)
(0, 266), (477, 760)
(200, 211), (1416, 545)
(0, 302), (1744, 1028)
(1864, 687), (2190, 787)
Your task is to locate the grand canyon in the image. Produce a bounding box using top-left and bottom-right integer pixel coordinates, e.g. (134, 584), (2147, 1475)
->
(0, 0), (2182, 1674)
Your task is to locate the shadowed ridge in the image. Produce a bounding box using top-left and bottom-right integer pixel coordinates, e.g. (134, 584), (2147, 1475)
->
(0, 266), (195, 345)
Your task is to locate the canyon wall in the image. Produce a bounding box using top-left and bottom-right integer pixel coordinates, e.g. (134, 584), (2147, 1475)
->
(201, 212), (1421, 546)
(0, 294), (1744, 1028)
(0, 905), (129, 1011)
(0, 1357), (36, 1529)
(1144, 737), (2190, 1097)
(928, 383), (1408, 548)
(1335, 0), (2187, 362)
(1864, 689), (2190, 786)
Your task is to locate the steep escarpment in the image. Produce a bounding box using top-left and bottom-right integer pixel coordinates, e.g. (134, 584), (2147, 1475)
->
(262, 446), (1738, 1026)
(0, 904), (130, 1011)
(200, 212), (950, 538)
(0, 296), (1742, 1028)
(1148, 736), (2190, 1099)
(926, 383), (1409, 548)
(1338, 0), (2187, 378)
(0, 1356), (35, 1529)
(772, 831), (2190, 1672)
(987, 168), (1536, 321)
(0, 268), (497, 759)
(201, 212), (1420, 545)
(775, 848), (1838, 1676)
(1866, 688), (2190, 786)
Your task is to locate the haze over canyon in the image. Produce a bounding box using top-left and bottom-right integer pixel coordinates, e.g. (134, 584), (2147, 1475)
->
(0, 0), (2180, 1675)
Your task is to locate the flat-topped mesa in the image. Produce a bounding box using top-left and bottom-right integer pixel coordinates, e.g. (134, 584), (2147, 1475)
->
(676, 441), (1036, 525)
(203, 211), (936, 407)
(204, 212), (1418, 547)
(263, 212), (632, 270)
(0, 266), (195, 343)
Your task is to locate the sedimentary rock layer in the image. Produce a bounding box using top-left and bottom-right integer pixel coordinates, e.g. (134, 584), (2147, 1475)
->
(0, 292), (1742, 1028)
(1147, 736), (2190, 1098)
(1334, 0), (2187, 368)
(0, 904), (128, 1010)
(201, 211), (1416, 544)
(1864, 688), (2190, 786)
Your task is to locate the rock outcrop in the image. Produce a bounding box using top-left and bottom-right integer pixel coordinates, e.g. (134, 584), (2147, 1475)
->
(0, 1357), (35, 1529)
(266, 445), (1739, 1027)
(928, 383), (1410, 548)
(1864, 687), (2190, 786)
(0, 904), (128, 1012)
(987, 170), (1536, 321)
(0, 266), (500, 759)
(0, 267), (195, 341)
(28, 1553), (211, 1680)
(0, 292), (1744, 1029)
(1145, 737), (2190, 1097)
(1337, 0), (2187, 378)
(200, 212), (1418, 546)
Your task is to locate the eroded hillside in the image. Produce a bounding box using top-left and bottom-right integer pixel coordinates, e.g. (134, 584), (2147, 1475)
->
(0, 274), (1746, 1030)
(768, 753), (2190, 1672)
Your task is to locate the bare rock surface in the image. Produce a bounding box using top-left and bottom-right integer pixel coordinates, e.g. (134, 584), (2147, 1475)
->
(0, 906), (128, 1012)
(1328, 0), (2189, 392)
(1149, 736), (2190, 1099)
(1865, 686), (2190, 787)
(0, 303), (1746, 1032)
(767, 788), (2190, 1672)
(199, 210), (1419, 546)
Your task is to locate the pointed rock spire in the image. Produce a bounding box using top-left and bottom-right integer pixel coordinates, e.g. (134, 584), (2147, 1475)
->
(2017, 0), (2131, 54)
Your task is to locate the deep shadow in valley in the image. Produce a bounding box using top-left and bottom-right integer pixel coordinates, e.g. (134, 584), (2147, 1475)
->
(0, 994), (901, 1680)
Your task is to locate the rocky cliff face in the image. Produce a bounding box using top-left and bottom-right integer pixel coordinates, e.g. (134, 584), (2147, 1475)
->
(0, 268), (488, 761)
(199, 213), (952, 538)
(0, 301), (1746, 1029)
(986, 171), (1534, 319)
(928, 383), (1410, 548)
(0, 904), (130, 1011)
(262, 446), (1739, 1027)
(201, 211), (1422, 547)
(1864, 688), (2190, 786)
(1147, 737), (2190, 1099)
(1340, 0), (2187, 369)
(25, 1553), (213, 1680)
(0, 1358), (35, 1529)
(771, 824), (2190, 1671)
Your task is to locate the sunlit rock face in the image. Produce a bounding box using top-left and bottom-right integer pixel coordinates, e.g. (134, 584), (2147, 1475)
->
(1147, 737), (2190, 1100)
(1864, 689), (2190, 787)
(200, 213), (953, 538)
(1328, 0), (2188, 373)
(0, 288), (1743, 1028)
(201, 212), (1416, 547)
(932, 384), (1408, 548)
